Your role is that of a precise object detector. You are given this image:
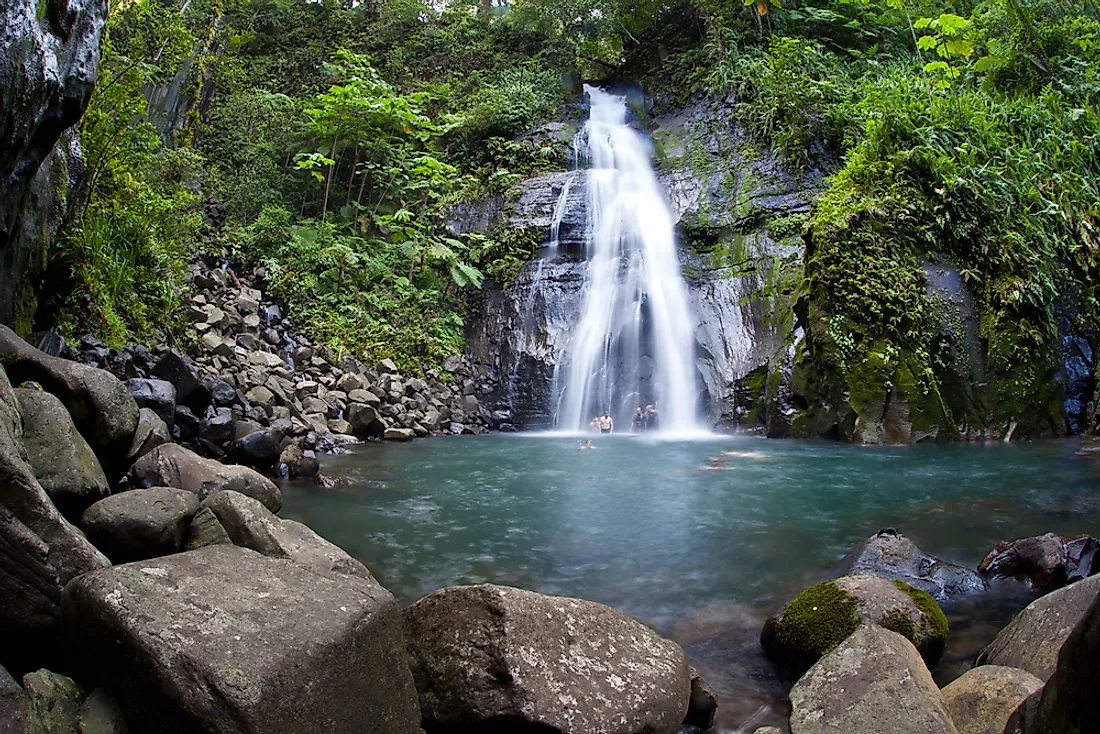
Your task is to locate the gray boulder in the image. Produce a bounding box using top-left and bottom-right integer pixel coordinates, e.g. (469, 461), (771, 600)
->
(789, 625), (959, 734)
(404, 584), (691, 734)
(685, 667), (718, 731)
(976, 573), (1100, 681)
(127, 443), (281, 512)
(278, 443), (319, 479)
(0, 665), (25, 734)
(0, 325), (138, 469)
(384, 427), (415, 442)
(182, 507), (233, 550)
(0, 366), (109, 673)
(23, 669), (86, 734)
(231, 429), (283, 469)
(125, 379), (176, 425)
(979, 533), (1098, 589)
(125, 408), (171, 463)
(940, 665), (1041, 734)
(833, 528), (987, 601)
(80, 488), (200, 563)
(200, 491), (374, 582)
(1005, 585), (1100, 734)
(347, 402), (384, 439)
(15, 387), (109, 518)
(761, 575), (949, 673)
(62, 546), (423, 734)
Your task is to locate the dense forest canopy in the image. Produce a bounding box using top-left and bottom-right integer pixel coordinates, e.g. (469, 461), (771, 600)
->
(56, 0), (1099, 433)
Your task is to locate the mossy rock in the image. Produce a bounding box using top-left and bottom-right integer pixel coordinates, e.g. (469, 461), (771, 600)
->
(760, 575), (948, 674)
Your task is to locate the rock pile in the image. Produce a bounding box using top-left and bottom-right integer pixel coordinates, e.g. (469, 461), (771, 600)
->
(0, 331), (702, 734)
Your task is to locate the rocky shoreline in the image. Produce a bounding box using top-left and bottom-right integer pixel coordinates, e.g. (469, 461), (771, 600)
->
(1, 316), (1097, 733)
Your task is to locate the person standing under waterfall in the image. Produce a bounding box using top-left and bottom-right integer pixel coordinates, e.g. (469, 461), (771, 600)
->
(598, 412), (614, 434)
(645, 404), (659, 431)
(631, 408), (645, 433)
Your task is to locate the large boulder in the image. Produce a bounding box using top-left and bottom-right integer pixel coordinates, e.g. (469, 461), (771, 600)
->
(833, 528), (987, 601)
(0, 665), (26, 733)
(788, 625), (958, 734)
(1, 0), (107, 332)
(22, 668), (86, 734)
(761, 575), (948, 673)
(127, 443), (281, 512)
(976, 573), (1100, 681)
(940, 665), (1042, 734)
(200, 491), (374, 582)
(15, 387), (109, 519)
(0, 366), (109, 674)
(404, 584), (691, 734)
(230, 429), (283, 469)
(62, 546), (422, 734)
(979, 533), (1098, 589)
(150, 351), (208, 413)
(80, 488), (200, 563)
(1006, 585), (1100, 734)
(0, 326), (138, 470)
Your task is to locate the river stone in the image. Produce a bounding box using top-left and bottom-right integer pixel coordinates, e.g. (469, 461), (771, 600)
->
(61, 546), (422, 734)
(201, 490), (374, 582)
(125, 408), (170, 463)
(976, 573), (1100, 681)
(978, 532), (1099, 589)
(0, 366), (109, 673)
(127, 443), (282, 512)
(77, 688), (129, 734)
(1005, 584), (1100, 734)
(150, 351), (203, 408)
(278, 443), (319, 479)
(0, 325), (138, 469)
(23, 669), (86, 734)
(940, 665), (1041, 734)
(832, 528), (987, 601)
(182, 507), (233, 550)
(80, 488), (200, 563)
(231, 428), (282, 468)
(0, 665), (26, 734)
(761, 575), (948, 673)
(789, 625), (959, 734)
(125, 378), (176, 425)
(384, 427), (415, 442)
(404, 584), (691, 734)
(15, 387), (109, 519)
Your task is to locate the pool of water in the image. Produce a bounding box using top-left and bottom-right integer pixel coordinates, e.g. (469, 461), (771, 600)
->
(282, 434), (1100, 732)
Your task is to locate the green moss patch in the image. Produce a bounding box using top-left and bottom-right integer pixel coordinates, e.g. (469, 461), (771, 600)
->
(892, 580), (949, 641)
(776, 580), (862, 659)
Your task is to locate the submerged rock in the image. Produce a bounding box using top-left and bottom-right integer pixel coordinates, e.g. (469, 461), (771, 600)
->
(976, 573), (1100, 681)
(940, 665), (1041, 734)
(62, 546), (422, 734)
(788, 625), (958, 734)
(404, 584), (690, 734)
(761, 575), (948, 673)
(833, 528), (987, 601)
(978, 532), (1098, 589)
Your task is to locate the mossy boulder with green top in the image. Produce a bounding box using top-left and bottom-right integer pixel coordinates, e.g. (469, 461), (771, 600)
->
(760, 575), (948, 674)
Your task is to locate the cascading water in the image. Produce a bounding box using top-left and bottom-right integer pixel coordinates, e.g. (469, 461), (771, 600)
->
(551, 85), (700, 434)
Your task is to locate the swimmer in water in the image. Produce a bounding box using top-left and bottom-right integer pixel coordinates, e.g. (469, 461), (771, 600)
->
(576, 439), (594, 450)
(698, 455), (733, 471)
(723, 450), (774, 460)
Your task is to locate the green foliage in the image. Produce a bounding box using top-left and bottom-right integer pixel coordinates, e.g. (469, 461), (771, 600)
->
(58, 0), (203, 346)
(775, 580), (862, 661)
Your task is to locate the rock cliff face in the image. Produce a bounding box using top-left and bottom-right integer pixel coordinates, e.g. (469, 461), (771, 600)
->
(0, 0), (107, 334)
(461, 98), (823, 431)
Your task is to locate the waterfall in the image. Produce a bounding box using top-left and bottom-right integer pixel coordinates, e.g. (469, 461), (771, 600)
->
(551, 86), (700, 434)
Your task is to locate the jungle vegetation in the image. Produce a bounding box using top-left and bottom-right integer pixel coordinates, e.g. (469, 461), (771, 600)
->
(56, 0), (1100, 421)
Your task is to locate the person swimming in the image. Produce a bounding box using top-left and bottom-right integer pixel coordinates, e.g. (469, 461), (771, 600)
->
(576, 439), (594, 450)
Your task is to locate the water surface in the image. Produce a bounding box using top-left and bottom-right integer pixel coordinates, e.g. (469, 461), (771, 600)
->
(283, 434), (1100, 732)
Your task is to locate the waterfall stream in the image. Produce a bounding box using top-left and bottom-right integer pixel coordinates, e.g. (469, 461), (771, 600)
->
(544, 86), (700, 434)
